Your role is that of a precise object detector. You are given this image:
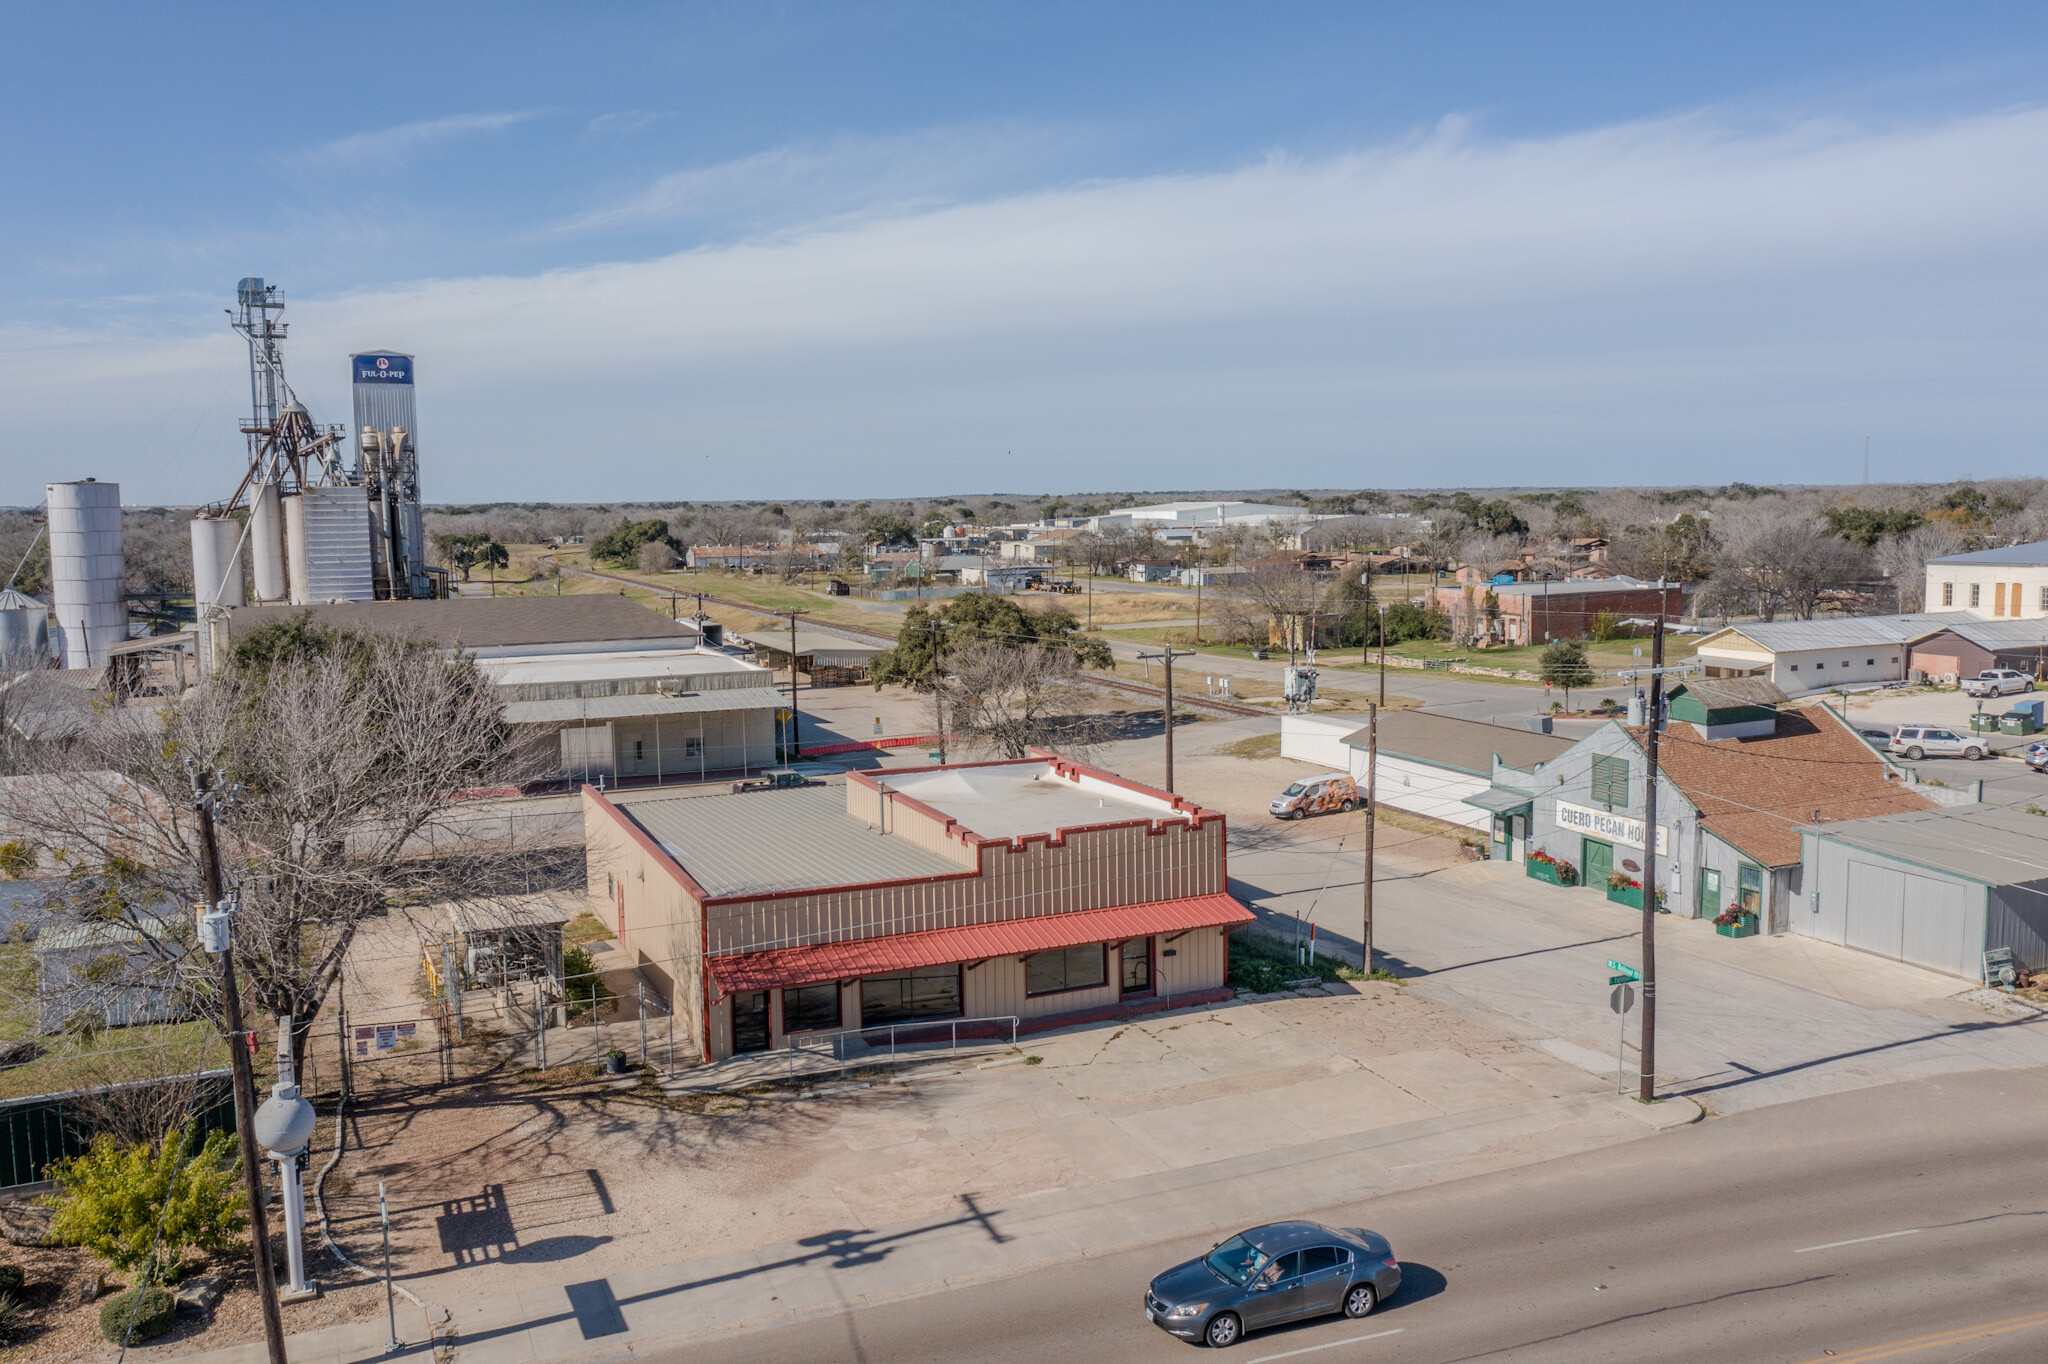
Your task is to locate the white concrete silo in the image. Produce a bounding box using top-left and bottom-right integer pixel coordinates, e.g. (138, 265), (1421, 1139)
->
(45, 480), (126, 671)
(190, 515), (247, 611)
(249, 480), (289, 603)
(0, 588), (51, 668)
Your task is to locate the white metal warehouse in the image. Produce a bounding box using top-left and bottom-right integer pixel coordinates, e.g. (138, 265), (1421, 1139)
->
(1798, 805), (2048, 981)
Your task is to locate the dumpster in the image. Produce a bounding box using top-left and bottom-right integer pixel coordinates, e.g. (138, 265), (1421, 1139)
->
(1970, 712), (2000, 733)
(2011, 696), (2047, 725)
(2000, 711), (2038, 736)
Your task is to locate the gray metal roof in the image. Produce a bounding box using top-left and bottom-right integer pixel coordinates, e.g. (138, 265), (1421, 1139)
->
(879, 762), (1180, 839)
(1926, 619), (2048, 651)
(1927, 539), (2048, 567)
(738, 628), (887, 659)
(623, 785), (961, 898)
(503, 687), (785, 725)
(1339, 711), (1573, 775)
(1705, 613), (1968, 651)
(1668, 677), (1789, 710)
(1464, 786), (1536, 814)
(223, 596), (695, 650)
(1802, 805), (2048, 887)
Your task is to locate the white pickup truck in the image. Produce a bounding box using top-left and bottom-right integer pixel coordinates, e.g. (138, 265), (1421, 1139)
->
(1962, 669), (2035, 698)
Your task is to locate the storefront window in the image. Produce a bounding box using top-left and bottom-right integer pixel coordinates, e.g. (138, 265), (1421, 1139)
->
(860, 966), (961, 1025)
(783, 981), (841, 1034)
(1737, 863), (1763, 914)
(1026, 945), (1108, 996)
(1121, 938), (1153, 995)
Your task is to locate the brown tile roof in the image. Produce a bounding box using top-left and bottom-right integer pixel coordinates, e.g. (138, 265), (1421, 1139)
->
(1642, 703), (1935, 869)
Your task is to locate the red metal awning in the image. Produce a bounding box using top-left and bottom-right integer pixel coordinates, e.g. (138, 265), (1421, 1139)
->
(706, 893), (1253, 995)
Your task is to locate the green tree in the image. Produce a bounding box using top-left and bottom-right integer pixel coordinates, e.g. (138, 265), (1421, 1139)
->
(46, 1123), (245, 1278)
(589, 518), (676, 567)
(861, 512), (918, 548)
(1541, 638), (1595, 710)
(870, 596), (1111, 688)
(1474, 500), (1531, 539)
(561, 944), (610, 1021)
(1822, 507), (1923, 548)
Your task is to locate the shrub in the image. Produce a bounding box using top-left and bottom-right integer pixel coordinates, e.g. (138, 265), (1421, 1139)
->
(46, 1122), (246, 1275)
(562, 945), (611, 1019)
(0, 1291), (19, 1343)
(0, 1265), (21, 1295)
(99, 1285), (178, 1343)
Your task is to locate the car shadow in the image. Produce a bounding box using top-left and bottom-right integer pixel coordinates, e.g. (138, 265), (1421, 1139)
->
(1236, 1264), (1450, 1348)
(1388, 1262), (1448, 1307)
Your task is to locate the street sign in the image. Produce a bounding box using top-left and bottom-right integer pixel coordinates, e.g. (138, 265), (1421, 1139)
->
(1608, 974), (1634, 986)
(1607, 959), (1642, 981)
(1610, 984), (1635, 1014)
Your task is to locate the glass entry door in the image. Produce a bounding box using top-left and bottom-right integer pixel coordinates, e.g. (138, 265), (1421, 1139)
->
(732, 991), (770, 1053)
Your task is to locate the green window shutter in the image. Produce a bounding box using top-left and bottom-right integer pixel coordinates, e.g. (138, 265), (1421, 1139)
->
(1590, 753), (1629, 807)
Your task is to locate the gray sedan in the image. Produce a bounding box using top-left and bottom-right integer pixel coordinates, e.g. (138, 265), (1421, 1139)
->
(1144, 1221), (1401, 1348)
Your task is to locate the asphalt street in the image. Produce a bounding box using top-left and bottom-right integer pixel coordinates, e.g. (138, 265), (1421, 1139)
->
(657, 1064), (2048, 1364)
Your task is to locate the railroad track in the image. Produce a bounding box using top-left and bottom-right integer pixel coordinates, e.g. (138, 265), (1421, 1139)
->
(560, 563), (1268, 717)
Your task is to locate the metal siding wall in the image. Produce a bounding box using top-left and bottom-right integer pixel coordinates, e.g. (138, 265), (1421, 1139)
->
(967, 957), (1026, 1020)
(1373, 757), (1489, 831)
(1987, 881), (2048, 973)
(702, 817), (1226, 955)
(1159, 926), (1228, 996)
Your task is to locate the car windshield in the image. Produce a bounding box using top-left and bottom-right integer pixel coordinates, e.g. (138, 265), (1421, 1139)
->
(1205, 1235), (1271, 1287)
(1282, 782), (1307, 797)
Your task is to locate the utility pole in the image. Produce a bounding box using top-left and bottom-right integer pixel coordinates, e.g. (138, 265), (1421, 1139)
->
(191, 768), (287, 1364)
(783, 608), (809, 764)
(1362, 703), (1378, 974)
(1137, 647), (1195, 792)
(1637, 601), (1669, 1105)
(1376, 602), (1387, 709)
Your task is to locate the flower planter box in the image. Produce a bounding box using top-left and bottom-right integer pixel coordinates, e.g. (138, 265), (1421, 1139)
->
(1606, 884), (1644, 909)
(1715, 915), (1759, 939)
(1526, 860), (1570, 886)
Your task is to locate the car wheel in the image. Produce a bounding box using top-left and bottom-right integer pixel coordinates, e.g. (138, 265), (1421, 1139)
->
(1905, 746), (1924, 760)
(1204, 1312), (1242, 1348)
(1340, 799), (1356, 813)
(1965, 747), (1984, 761)
(1344, 1283), (1378, 1318)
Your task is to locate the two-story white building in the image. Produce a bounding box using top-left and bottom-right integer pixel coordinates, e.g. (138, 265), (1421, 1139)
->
(1925, 540), (2048, 619)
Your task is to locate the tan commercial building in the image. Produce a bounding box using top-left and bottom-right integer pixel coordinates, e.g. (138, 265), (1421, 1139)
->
(1925, 541), (2048, 620)
(584, 756), (1251, 1063)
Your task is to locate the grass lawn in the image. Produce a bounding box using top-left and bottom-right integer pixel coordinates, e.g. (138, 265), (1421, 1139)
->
(0, 1020), (223, 1102)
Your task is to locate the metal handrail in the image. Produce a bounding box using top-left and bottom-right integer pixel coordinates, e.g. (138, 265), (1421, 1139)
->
(785, 1015), (1021, 1076)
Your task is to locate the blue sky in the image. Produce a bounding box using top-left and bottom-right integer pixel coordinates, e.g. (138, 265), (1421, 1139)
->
(6, 3), (2048, 506)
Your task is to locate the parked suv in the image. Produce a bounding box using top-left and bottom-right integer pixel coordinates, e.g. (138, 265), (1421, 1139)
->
(1889, 727), (1986, 761)
(1962, 669), (2035, 698)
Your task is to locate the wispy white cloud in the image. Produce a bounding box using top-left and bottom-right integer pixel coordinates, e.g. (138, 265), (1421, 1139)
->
(543, 122), (1090, 239)
(302, 111), (544, 165)
(11, 105), (2048, 502)
(584, 110), (675, 138)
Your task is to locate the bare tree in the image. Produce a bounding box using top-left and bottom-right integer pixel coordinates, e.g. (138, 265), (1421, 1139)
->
(935, 642), (1111, 759)
(0, 629), (551, 1074)
(1876, 523), (1968, 612)
(1699, 509), (1870, 621)
(637, 540), (679, 573)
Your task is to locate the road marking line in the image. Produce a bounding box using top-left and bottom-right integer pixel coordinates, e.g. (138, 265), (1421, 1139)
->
(1793, 1228), (1920, 1253)
(1794, 1307), (2048, 1362)
(1249, 1327), (1403, 1362)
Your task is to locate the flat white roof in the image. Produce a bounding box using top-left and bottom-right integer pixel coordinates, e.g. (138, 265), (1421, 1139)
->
(478, 649), (766, 687)
(879, 761), (1185, 840)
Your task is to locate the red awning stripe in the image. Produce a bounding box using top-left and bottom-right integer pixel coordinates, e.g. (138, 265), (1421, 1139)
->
(706, 893), (1252, 994)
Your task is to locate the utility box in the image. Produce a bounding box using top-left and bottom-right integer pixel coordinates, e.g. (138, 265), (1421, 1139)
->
(1522, 714), (1553, 733)
(2011, 697), (2046, 724)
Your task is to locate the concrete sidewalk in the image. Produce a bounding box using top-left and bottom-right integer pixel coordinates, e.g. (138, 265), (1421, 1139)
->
(175, 1082), (1693, 1364)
